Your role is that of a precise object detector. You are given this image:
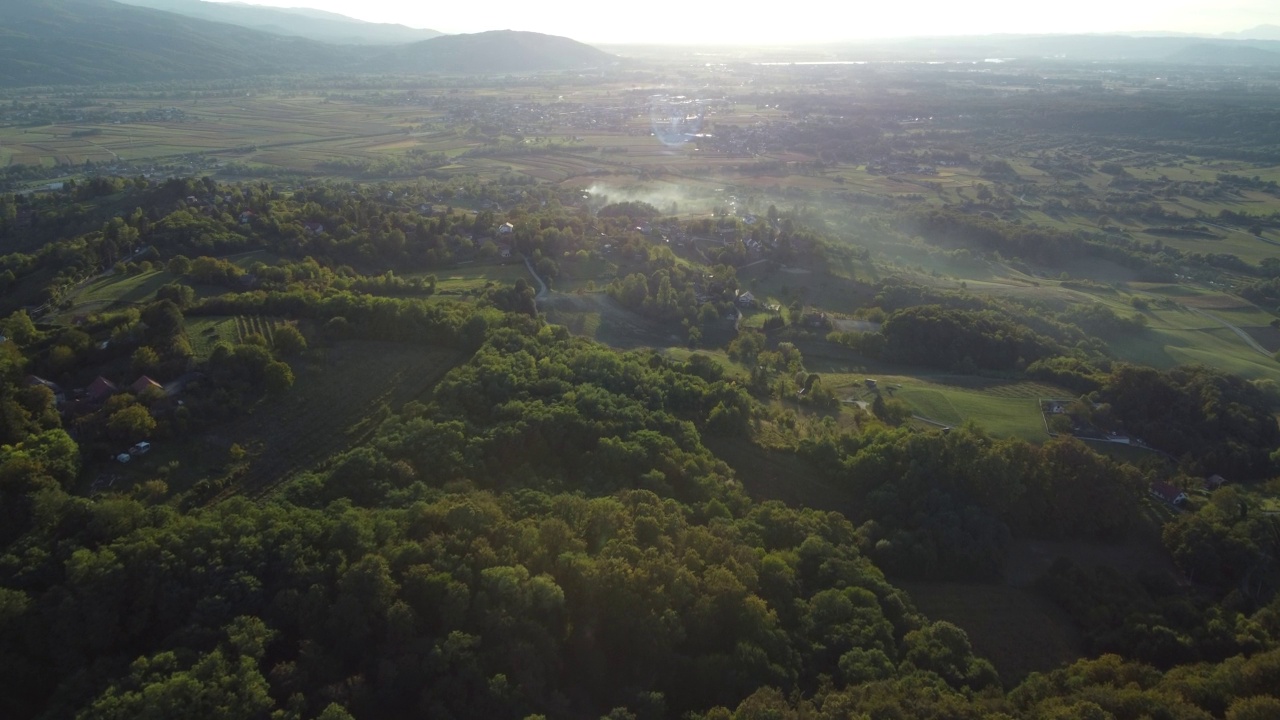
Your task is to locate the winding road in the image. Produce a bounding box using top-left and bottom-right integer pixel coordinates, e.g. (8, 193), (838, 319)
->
(521, 254), (549, 308)
(1188, 306), (1270, 357)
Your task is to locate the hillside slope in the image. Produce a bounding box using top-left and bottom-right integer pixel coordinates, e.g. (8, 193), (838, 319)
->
(115, 0), (443, 45)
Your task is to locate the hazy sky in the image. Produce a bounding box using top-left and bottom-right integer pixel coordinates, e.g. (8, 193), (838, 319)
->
(208, 0), (1279, 44)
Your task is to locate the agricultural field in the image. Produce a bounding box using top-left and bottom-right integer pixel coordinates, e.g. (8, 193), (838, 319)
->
(185, 315), (286, 358)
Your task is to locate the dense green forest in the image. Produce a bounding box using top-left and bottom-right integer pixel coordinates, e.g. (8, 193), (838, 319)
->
(2, 173), (1280, 719)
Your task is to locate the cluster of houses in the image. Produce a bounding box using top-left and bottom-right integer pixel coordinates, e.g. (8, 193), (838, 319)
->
(25, 372), (172, 414)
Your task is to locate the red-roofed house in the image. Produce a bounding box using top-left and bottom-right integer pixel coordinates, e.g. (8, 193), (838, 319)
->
(130, 376), (164, 395)
(86, 376), (118, 402)
(1150, 481), (1189, 507)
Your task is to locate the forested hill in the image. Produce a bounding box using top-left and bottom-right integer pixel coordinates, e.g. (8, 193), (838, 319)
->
(0, 0), (355, 87)
(115, 0), (444, 46)
(362, 30), (617, 74)
(1, 175), (1280, 718)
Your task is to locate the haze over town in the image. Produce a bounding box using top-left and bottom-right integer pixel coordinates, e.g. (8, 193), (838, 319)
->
(206, 0), (1280, 44)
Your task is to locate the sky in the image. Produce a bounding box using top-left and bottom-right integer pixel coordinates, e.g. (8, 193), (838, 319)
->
(207, 0), (1280, 44)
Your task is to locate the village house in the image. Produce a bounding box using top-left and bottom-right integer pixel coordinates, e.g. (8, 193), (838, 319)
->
(1150, 481), (1189, 507)
(130, 375), (164, 396)
(25, 375), (65, 404)
(85, 376), (118, 403)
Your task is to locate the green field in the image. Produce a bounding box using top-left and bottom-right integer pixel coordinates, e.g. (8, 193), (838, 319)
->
(430, 261), (533, 293)
(737, 262), (876, 314)
(58, 269), (177, 319)
(830, 371), (1065, 442)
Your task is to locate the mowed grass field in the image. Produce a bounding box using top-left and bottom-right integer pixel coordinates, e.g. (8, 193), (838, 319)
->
(876, 377), (1061, 441)
(60, 269), (177, 317)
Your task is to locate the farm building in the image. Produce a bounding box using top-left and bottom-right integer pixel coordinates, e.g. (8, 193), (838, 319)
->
(1205, 474), (1227, 490)
(737, 291), (755, 306)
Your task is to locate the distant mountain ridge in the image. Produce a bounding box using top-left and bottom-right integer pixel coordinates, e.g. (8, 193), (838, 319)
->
(0, 2), (615, 87)
(1223, 25), (1280, 41)
(1170, 43), (1280, 66)
(814, 33), (1280, 64)
(362, 30), (618, 74)
(115, 0), (443, 45)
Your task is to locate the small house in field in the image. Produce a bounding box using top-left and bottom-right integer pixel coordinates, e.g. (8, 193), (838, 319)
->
(737, 291), (755, 306)
(86, 376), (118, 402)
(130, 376), (164, 396)
(497, 222), (514, 235)
(1205, 474), (1227, 491)
(1150, 481), (1189, 507)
